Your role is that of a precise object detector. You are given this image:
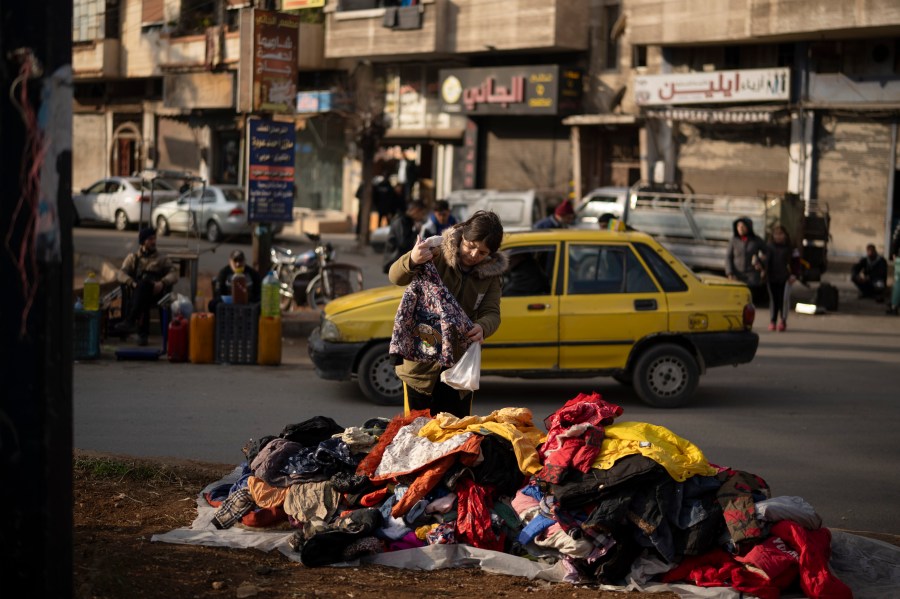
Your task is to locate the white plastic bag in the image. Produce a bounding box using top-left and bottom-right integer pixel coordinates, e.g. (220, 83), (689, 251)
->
(169, 293), (194, 319)
(440, 343), (481, 391)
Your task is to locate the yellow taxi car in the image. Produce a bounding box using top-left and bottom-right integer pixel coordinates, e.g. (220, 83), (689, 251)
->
(308, 229), (758, 408)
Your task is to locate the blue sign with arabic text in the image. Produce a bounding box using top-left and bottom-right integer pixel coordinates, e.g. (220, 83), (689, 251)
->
(247, 118), (295, 223)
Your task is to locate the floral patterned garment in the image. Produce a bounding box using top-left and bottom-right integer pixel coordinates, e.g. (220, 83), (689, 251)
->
(389, 261), (473, 367)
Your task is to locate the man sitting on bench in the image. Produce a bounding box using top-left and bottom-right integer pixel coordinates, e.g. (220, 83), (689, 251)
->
(113, 227), (178, 346)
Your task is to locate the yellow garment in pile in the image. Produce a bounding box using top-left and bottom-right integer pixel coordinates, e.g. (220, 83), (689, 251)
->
(592, 421), (717, 482)
(417, 407), (546, 475)
(247, 475), (289, 509)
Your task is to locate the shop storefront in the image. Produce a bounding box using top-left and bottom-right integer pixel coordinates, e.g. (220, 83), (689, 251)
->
(634, 67), (792, 196)
(438, 64), (582, 192)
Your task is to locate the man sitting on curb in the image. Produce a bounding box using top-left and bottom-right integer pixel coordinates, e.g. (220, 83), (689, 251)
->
(114, 227), (178, 345)
(851, 243), (887, 303)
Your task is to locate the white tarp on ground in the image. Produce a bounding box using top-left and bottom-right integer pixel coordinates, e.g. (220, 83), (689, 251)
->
(152, 467), (900, 599)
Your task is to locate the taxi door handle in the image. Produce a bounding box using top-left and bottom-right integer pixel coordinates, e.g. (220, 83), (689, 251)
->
(634, 299), (657, 311)
(527, 303), (550, 311)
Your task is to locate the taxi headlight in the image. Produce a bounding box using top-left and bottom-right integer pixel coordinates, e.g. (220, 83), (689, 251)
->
(319, 319), (342, 342)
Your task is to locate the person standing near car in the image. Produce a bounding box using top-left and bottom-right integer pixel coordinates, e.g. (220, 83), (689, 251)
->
(420, 199), (457, 238)
(726, 216), (768, 306)
(388, 210), (506, 418)
(114, 227), (178, 345)
(533, 199), (575, 229)
(382, 199), (427, 274)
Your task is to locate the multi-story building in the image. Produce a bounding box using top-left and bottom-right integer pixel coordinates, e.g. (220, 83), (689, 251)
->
(624, 0), (900, 258)
(72, 0), (338, 226)
(72, 1), (900, 258)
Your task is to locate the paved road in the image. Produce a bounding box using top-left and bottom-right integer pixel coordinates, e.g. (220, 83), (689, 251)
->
(72, 226), (900, 536)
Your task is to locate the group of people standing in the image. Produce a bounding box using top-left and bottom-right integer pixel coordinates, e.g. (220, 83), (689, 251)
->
(727, 216), (900, 325)
(725, 218), (802, 331)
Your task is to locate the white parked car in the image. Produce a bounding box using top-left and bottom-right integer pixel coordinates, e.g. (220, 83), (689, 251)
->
(151, 184), (283, 243)
(574, 186), (630, 229)
(72, 176), (179, 231)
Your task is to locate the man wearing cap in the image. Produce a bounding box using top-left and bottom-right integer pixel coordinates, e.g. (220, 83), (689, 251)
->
(209, 249), (262, 313)
(533, 199), (575, 230)
(114, 227), (179, 345)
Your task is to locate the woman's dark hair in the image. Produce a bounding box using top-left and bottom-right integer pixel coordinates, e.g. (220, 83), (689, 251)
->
(771, 224), (792, 246)
(460, 210), (504, 253)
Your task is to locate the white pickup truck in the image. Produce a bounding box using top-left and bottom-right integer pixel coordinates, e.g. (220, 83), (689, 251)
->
(578, 182), (830, 281)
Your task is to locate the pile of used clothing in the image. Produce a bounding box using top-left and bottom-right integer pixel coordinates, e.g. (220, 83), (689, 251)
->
(202, 393), (851, 599)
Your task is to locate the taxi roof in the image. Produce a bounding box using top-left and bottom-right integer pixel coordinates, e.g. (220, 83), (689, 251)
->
(502, 228), (656, 244)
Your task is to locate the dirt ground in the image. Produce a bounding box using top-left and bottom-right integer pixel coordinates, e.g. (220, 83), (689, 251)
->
(73, 450), (681, 599)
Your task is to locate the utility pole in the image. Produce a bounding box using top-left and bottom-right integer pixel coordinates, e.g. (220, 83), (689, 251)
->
(350, 61), (386, 249)
(1, 0), (74, 594)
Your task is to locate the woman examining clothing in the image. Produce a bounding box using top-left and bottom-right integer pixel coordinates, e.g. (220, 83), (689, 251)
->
(388, 210), (507, 418)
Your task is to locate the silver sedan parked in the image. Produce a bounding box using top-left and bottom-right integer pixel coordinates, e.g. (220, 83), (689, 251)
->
(151, 184), (282, 242)
(72, 176), (179, 231)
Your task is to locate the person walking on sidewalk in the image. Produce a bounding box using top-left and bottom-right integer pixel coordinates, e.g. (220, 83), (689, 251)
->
(726, 216), (768, 307)
(765, 224), (802, 331)
(114, 227), (178, 345)
(888, 222), (900, 315)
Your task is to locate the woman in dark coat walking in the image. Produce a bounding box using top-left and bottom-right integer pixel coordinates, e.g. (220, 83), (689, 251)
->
(725, 216), (768, 306)
(765, 224), (801, 331)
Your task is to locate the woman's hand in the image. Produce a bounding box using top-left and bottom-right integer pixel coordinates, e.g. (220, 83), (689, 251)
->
(410, 235), (435, 265)
(466, 324), (484, 343)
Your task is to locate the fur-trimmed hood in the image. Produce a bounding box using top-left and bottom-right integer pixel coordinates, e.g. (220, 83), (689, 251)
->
(439, 225), (509, 279)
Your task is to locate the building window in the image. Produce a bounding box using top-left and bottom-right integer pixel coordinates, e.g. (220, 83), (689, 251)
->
(142, 0), (164, 26)
(723, 45), (741, 69)
(73, 0), (106, 41)
(632, 45), (647, 69)
(605, 3), (621, 71)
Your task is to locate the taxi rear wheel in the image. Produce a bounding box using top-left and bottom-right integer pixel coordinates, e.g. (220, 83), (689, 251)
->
(357, 342), (403, 406)
(632, 343), (698, 408)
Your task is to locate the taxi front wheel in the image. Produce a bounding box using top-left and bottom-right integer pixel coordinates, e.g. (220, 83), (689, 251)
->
(632, 344), (699, 408)
(357, 342), (404, 406)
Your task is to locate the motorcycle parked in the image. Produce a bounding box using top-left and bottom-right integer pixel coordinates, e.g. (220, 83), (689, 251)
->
(270, 233), (363, 311)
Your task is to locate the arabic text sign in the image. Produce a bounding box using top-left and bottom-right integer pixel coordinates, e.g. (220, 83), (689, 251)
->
(439, 65), (581, 116)
(253, 10), (300, 113)
(634, 68), (790, 106)
(281, 0), (325, 8)
(247, 118), (295, 223)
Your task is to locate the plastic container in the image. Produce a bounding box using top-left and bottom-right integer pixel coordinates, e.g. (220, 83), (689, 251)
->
(257, 315), (282, 366)
(73, 308), (101, 360)
(189, 312), (215, 364)
(215, 303), (259, 364)
(167, 315), (190, 362)
(261, 270), (280, 317)
(232, 273), (249, 305)
(83, 271), (100, 312)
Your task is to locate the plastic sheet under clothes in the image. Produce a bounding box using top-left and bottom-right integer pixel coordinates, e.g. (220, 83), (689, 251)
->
(151, 467), (900, 599)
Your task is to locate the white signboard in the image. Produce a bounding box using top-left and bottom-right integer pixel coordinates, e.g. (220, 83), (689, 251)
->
(634, 68), (790, 106)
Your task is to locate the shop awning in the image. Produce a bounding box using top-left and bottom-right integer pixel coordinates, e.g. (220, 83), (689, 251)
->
(562, 114), (641, 126)
(383, 127), (465, 142)
(642, 107), (788, 124)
